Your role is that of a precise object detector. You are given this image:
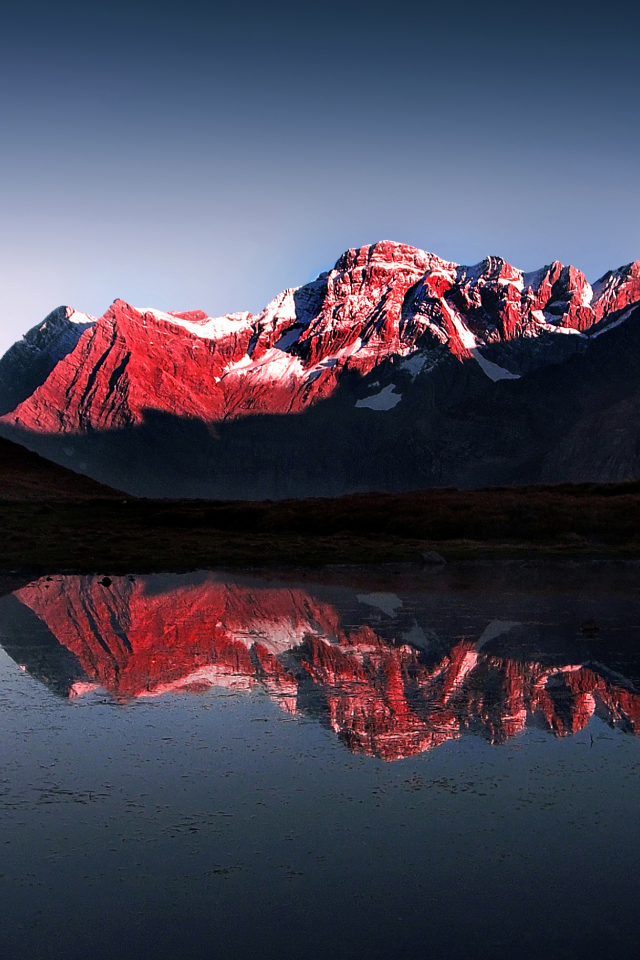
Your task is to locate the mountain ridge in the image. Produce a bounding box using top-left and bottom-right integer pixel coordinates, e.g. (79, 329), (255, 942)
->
(1, 240), (639, 498)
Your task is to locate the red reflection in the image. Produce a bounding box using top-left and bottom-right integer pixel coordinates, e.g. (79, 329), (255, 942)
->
(15, 575), (640, 760)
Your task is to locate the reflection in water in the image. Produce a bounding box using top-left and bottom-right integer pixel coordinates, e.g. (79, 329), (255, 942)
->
(6, 572), (640, 760)
(4, 569), (640, 960)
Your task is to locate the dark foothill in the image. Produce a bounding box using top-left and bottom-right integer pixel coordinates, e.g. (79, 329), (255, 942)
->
(581, 618), (600, 635)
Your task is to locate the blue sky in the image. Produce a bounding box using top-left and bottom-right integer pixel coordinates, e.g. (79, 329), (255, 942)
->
(0, 0), (638, 354)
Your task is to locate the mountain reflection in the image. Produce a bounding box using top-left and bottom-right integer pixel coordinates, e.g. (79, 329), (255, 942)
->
(5, 573), (640, 760)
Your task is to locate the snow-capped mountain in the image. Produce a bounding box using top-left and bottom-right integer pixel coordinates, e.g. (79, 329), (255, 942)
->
(1, 241), (639, 497)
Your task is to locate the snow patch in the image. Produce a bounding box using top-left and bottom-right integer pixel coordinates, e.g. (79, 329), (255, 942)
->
(402, 352), (428, 379)
(579, 282), (594, 306)
(532, 310), (585, 336)
(68, 681), (100, 698)
(443, 650), (479, 698)
(306, 337), (364, 382)
(471, 349), (520, 382)
(139, 664), (258, 696)
(227, 618), (323, 655)
(548, 326), (584, 337)
(221, 347), (305, 383)
(498, 276), (524, 292)
(356, 384), (402, 410)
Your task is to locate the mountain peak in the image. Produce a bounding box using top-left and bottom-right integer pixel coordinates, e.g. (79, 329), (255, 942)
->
(333, 241), (459, 283)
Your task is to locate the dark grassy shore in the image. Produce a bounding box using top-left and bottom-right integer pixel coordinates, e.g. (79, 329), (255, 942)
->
(3, 482), (640, 574)
(2, 432), (640, 572)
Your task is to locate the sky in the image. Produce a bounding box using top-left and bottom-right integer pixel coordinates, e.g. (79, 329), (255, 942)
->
(0, 0), (638, 355)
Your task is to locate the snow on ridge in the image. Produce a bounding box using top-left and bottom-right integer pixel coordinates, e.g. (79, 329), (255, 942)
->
(252, 288), (299, 328)
(66, 308), (97, 326)
(591, 270), (620, 302)
(455, 262), (482, 285)
(441, 300), (477, 350)
(30, 305), (96, 334)
(423, 265), (458, 284)
(334, 258), (435, 278)
(442, 300), (519, 381)
(457, 256), (522, 287)
(589, 304), (638, 339)
(219, 346), (305, 384)
(590, 264), (637, 302)
(334, 242), (460, 279)
(13, 306), (95, 348)
(136, 306), (253, 341)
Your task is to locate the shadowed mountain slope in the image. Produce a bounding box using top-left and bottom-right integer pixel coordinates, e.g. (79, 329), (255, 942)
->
(0, 435), (123, 499)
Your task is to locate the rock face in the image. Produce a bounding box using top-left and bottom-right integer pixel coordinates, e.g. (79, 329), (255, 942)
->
(7, 573), (640, 761)
(1, 241), (640, 497)
(0, 306), (95, 419)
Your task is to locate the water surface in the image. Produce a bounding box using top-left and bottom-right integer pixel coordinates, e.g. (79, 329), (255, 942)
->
(2, 566), (640, 960)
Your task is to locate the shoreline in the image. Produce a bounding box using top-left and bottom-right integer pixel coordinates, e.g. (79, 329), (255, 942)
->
(1, 486), (640, 577)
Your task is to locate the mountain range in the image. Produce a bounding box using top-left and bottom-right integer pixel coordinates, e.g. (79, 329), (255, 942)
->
(1, 241), (639, 497)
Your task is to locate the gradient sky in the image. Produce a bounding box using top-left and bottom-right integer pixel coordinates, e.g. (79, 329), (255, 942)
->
(0, 0), (638, 355)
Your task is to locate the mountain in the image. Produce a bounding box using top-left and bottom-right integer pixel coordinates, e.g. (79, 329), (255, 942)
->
(1, 241), (639, 497)
(0, 434), (122, 499)
(3, 572), (640, 760)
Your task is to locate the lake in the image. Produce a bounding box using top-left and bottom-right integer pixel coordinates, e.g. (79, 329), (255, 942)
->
(1, 564), (640, 960)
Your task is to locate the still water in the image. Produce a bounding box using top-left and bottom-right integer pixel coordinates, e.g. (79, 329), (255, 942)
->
(1, 565), (640, 960)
